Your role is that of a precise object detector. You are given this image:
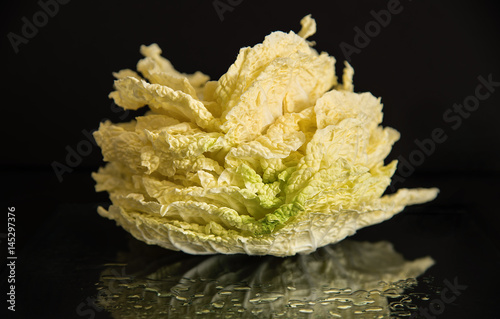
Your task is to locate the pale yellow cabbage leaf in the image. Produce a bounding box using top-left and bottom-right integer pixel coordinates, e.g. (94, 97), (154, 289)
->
(93, 15), (438, 256)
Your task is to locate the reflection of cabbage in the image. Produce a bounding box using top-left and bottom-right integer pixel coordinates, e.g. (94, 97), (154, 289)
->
(97, 240), (434, 318)
(92, 15), (438, 256)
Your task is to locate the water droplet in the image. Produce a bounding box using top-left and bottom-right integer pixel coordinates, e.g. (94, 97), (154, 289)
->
(327, 296), (352, 303)
(353, 299), (375, 306)
(329, 311), (342, 317)
(102, 262), (124, 267)
(400, 295), (412, 303)
(234, 286), (251, 291)
(334, 295), (353, 302)
(406, 304), (418, 310)
(299, 308), (314, 314)
(406, 278), (417, 285)
(144, 287), (159, 294)
(369, 289), (382, 296)
(390, 302), (405, 311)
(261, 296), (280, 303)
(287, 286), (297, 291)
(324, 288), (341, 294)
(392, 310), (411, 317)
(382, 288), (401, 298)
(211, 301), (225, 309)
(337, 304), (352, 310)
(409, 292), (429, 300)
(251, 309), (263, 315)
(289, 301), (305, 308)
(365, 306), (384, 312)
(219, 291), (232, 295)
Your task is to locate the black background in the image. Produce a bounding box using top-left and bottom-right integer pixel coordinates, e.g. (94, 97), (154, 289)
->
(1, 0), (500, 318)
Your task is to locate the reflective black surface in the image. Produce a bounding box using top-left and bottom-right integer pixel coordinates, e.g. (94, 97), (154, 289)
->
(95, 239), (433, 318)
(3, 185), (499, 319)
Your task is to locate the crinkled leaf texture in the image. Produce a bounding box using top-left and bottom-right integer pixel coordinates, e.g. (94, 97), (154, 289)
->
(93, 15), (438, 256)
